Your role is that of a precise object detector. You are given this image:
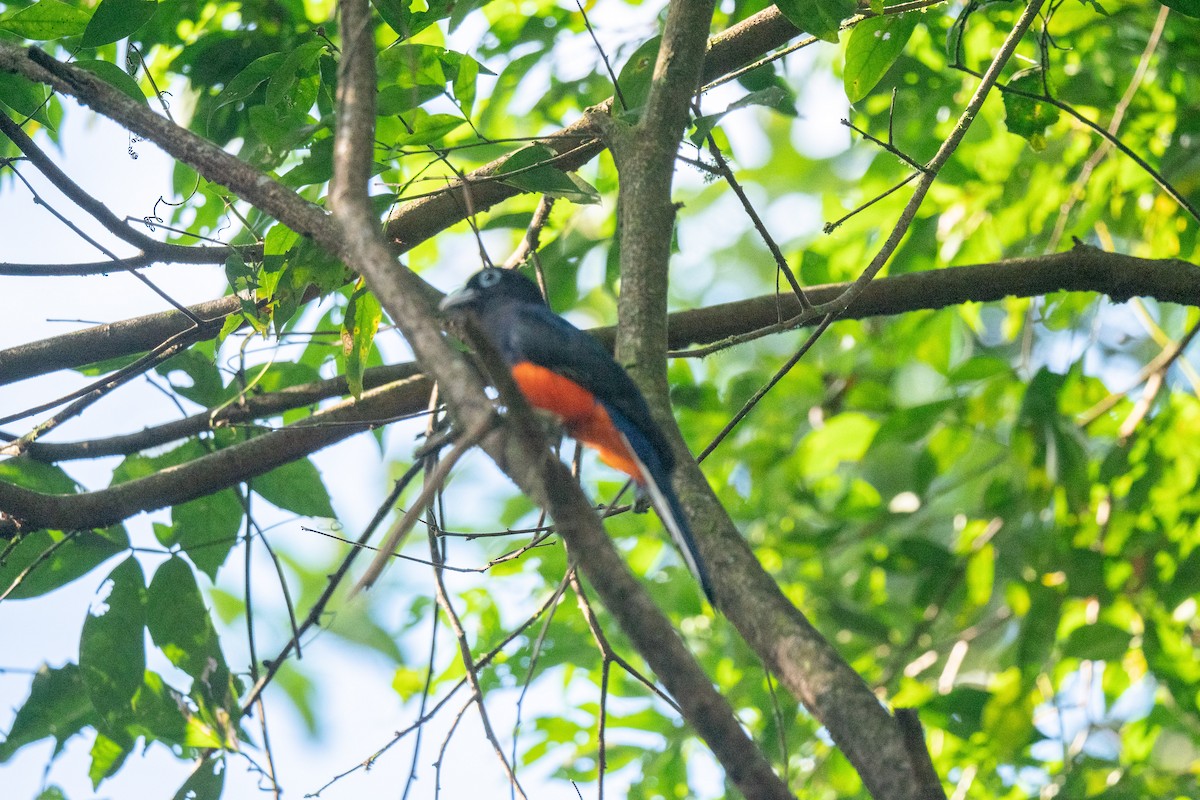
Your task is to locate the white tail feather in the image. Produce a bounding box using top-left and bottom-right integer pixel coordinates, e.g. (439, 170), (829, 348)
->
(619, 433), (712, 602)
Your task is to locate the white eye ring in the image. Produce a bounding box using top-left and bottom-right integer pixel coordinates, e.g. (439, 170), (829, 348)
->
(478, 269), (502, 288)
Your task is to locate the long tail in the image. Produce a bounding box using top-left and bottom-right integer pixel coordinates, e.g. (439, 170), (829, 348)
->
(612, 429), (714, 604)
(639, 463), (716, 605)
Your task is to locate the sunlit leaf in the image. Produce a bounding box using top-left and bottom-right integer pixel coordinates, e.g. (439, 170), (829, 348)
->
(0, 0), (91, 40)
(843, 14), (918, 103)
(341, 284), (383, 399)
(1003, 68), (1061, 151)
(496, 144), (600, 204)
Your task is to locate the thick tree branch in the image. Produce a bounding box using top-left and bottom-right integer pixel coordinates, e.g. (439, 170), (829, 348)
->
(0, 250), (243, 277)
(18, 363), (426, 462)
(0, 378), (419, 533)
(0, 295), (238, 385)
(607, 0), (717, 393)
(674, 5), (1048, 799)
(596, 1), (1044, 798)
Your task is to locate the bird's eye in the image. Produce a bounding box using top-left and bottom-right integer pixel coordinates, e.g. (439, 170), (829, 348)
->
(478, 269), (502, 288)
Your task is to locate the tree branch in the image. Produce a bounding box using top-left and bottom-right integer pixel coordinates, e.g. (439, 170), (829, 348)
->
(0, 296), (238, 386)
(19, 364), (427, 462)
(0, 378), (419, 534)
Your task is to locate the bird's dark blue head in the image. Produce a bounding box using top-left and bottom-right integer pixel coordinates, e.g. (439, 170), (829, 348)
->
(439, 267), (546, 314)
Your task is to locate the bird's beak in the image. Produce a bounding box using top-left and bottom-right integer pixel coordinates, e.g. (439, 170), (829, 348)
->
(439, 285), (478, 312)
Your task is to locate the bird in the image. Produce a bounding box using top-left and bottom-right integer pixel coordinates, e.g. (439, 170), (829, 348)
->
(440, 267), (714, 604)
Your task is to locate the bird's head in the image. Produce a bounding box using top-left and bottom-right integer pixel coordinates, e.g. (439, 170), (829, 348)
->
(439, 267), (546, 314)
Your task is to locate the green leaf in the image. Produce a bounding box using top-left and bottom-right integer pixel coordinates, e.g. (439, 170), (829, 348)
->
(922, 687), (991, 739)
(371, 0), (455, 39)
(280, 135), (334, 187)
(0, 456), (78, 493)
(774, 0), (857, 44)
(80, 0), (158, 48)
(156, 348), (230, 407)
(248, 103), (317, 157)
(395, 110), (465, 145)
(253, 457), (335, 518)
(843, 14), (918, 103)
(0, 71), (55, 128)
(0, 0), (91, 40)
(1158, 0), (1200, 17)
(1002, 68), (1060, 150)
(1017, 585), (1062, 677)
(73, 352), (144, 377)
(129, 672), (190, 746)
(447, 51), (484, 117)
(0, 664), (98, 761)
(615, 36), (660, 113)
(112, 439), (207, 486)
(496, 144), (600, 205)
(88, 730), (130, 787)
(171, 489), (243, 580)
(264, 39), (327, 108)
(799, 412), (879, 477)
(379, 44), (447, 93)
(1062, 622), (1132, 661)
(211, 53), (285, 112)
(171, 756), (225, 800)
(965, 543), (995, 607)
(74, 60), (148, 105)
(259, 226), (347, 329)
(341, 286), (382, 399)
(79, 557), (146, 726)
(0, 528), (127, 600)
(146, 558), (226, 681)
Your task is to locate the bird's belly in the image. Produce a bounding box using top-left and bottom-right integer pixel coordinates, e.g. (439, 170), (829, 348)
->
(511, 362), (642, 480)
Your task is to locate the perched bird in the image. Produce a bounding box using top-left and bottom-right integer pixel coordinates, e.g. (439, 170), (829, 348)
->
(440, 267), (714, 603)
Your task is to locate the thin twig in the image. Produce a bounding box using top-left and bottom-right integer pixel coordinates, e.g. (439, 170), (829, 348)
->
(696, 314), (834, 463)
(696, 115), (810, 310)
(813, 0), (1048, 323)
(353, 412), (496, 593)
(1047, 5), (1170, 251)
(239, 453), (432, 714)
(427, 502), (529, 800)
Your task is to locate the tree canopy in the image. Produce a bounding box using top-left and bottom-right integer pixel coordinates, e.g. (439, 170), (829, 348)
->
(1, 0), (1198, 798)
